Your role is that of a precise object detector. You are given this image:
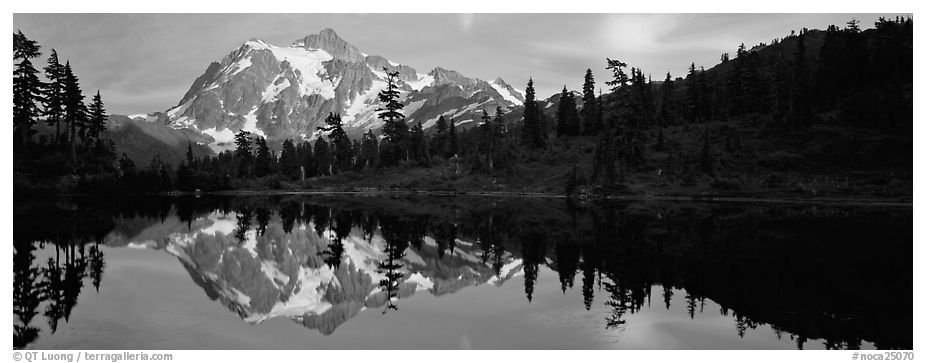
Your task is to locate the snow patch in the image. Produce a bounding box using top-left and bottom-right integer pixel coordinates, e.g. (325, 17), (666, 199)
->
(246, 265), (335, 323)
(406, 74), (434, 91)
(343, 79), (387, 129)
(200, 213), (236, 236)
(202, 127), (237, 154)
(261, 77), (291, 102)
(404, 249), (427, 266)
(261, 260), (291, 289)
(490, 80), (523, 105)
(403, 99), (427, 120)
(241, 230), (259, 258)
(268, 45), (336, 99)
(229, 57), (252, 76)
(242, 109), (266, 138)
(230, 287), (252, 307)
(405, 272), (434, 291)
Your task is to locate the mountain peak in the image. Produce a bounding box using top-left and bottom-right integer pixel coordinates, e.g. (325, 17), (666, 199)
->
(292, 28), (363, 63)
(492, 77), (510, 87)
(318, 27), (339, 37)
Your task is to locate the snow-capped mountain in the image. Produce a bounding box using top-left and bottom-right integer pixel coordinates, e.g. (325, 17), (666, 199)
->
(157, 28), (524, 153)
(105, 210), (523, 335)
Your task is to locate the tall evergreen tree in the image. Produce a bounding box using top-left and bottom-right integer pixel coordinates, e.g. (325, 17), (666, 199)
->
(358, 130), (379, 169)
(61, 61), (88, 162)
(556, 86), (577, 137)
(86, 90), (107, 145)
(13, 30), (43, 150)
(318, 112), (352, 174)
(520, 78), (545, 149)
(408, 121), (428, 165)
(477, 110), (496, 172)
(278, 139), (300, 180)
(234, 130), (253, 178)
(254, 137), (274, 177)
(297, 141), (316, 178)
(376, 68), (408, 165)
(605, 58), (630, 91)
(43, 49), (65, 145)
(685, 63), (700, 123)
(313, 138), (331, 176)
(659, 72), (676, 126)
(581, 69), (599, 135)
(556, 86), (580, 137)
(447, 117), (459, 157)
(432, 115), (448, 157)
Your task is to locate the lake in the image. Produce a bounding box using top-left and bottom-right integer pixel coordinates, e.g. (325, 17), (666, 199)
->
(13, 194), (912, 349)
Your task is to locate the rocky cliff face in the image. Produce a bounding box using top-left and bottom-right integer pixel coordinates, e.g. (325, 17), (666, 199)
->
(157, 28), (524, 153)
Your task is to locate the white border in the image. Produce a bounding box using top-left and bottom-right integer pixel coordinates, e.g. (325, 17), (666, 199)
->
(3, 1), (921, 362)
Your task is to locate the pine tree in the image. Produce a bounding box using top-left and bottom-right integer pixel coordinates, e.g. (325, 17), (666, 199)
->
(846, 18), (861, 33)
(234, 130), (252, 178)
(86, 91), (107, 145)
(605, 58), (629, 92)
(43, 49), (65, 145)
(358, 130), (379, 169)
(432, 115), (448, 157)
(556, 86), (580, 137)
(685, 63), (700, 123)
(318, 112), (352, 174)
(376, 68), (408, 165)
(581, 69), (599, 135)
(409, 121), (428, 165)
(254, 137), (274, 177)
(520, 78), (545, 149)
(61, 61), (88, 162)
(478, 110), (495, 172)
(13, 30), (43, 150)
(447, 117), (459, 157)
(659, 72), (676, 126)
(297, 141), (316, 178)
(697, 66), (711, 123)
(493, 106), (507, 138)
(278, 139), (299, 180)
(313, 138), (331, 176)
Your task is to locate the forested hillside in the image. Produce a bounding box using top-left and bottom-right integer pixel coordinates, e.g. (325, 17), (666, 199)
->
(13, 17), (912, 199)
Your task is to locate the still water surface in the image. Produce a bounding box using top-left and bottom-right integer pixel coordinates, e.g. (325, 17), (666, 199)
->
(13, 195), (912, 349)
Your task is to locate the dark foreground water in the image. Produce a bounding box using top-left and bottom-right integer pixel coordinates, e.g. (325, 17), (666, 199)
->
(13, 194), (912, 349)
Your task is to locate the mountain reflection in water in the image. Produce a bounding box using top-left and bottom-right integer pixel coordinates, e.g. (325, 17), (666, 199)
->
(13, 195), (912, 349)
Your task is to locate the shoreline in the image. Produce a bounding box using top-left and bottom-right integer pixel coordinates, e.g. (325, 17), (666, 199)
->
(45, 188), (913, 207)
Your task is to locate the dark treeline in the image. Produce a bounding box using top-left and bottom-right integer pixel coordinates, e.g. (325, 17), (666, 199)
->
(15, 195), (912, 349)
(14, 31), (121, 194)
(145, 18), (912, 195)
(13, 18), (913, 196)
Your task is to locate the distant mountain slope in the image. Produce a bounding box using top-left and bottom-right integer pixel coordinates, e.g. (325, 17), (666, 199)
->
(106, 114), (213, 166)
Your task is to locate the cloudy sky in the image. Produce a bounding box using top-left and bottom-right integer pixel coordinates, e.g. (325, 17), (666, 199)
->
(13, 13), (893, 115)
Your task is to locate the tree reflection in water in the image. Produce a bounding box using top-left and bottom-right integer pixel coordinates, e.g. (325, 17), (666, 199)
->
(13, 195), (912, 349)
